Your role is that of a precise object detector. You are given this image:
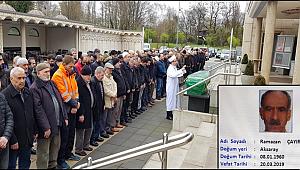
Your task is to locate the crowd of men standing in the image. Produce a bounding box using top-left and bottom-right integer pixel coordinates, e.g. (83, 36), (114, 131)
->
(0, 47), (207, 169)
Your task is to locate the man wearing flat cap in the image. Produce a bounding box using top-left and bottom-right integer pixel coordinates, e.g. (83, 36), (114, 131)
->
(30, 63), (68, 169)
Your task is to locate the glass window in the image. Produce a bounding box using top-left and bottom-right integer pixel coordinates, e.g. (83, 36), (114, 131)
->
(29, 28), (39, 37)
(8, 27), (20, 36)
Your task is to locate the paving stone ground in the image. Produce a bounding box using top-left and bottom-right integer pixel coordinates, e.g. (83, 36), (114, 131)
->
(72, 96), (185, 169)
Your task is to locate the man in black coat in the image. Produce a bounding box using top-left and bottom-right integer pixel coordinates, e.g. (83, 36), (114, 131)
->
(30, 63), (68, 169)
(90, 66), (109, 146)
(0, 54), (9, 91)
(75, 66), (96, 156)
(111, 58), (127, 128)
(119, 52), (134, 125)
(90, 66), (107, 147)
(0, 92), (14, 169)
(2, 67), (36, 169)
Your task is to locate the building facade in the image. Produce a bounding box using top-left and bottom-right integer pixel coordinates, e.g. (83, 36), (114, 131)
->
(0, 2), (144, 59)
(242, 1), (299, 84)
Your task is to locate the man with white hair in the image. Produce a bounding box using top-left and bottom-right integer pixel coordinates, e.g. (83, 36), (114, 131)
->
(12, 56), (21, 68)
(165, 56), (186, 120)
(90, 66), (107, 146)
(16, 58), (35, 88)
(2, 67), (36, 169)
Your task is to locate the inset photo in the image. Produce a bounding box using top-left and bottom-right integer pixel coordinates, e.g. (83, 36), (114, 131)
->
(259, 90), (293, 133)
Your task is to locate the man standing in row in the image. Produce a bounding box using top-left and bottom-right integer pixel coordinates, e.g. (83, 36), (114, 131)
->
(52, 55), (80, 169)
(30, 63), (68, 169)
(90, 66), (107, 146)
(0, 86), (14, 169)
(2, 67), (36, 169)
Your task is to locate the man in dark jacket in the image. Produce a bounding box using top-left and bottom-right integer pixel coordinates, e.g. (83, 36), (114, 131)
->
(30, 63), (68, 169)
(0, 92), (14, 169)
(0, 54), (9, 91)
(111, 58), (127, 129)
(2, 67), (36, 169)
(91, 53), (104, 77)
(119, 52), (133, 125)
(90, 66), (106, 147)
(156, 53), (167, 100)
(75, 66), (95, 156)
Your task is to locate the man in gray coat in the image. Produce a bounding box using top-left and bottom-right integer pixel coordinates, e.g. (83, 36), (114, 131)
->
(0, 92), (14, 169)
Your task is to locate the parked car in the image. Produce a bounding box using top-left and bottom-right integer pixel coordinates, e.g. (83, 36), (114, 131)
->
(208, 48), (216, 58)
(159, 46), (168, 53)
(220, 49), (230, 60)
(144, 43), (150, 51)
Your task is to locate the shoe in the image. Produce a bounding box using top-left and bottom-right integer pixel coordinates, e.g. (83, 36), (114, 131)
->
(31, 148), (36, 155)
(148, 103), (153, 107)
(83, 147), (93, 151)
(67, 154), (81, 161)
(106, 130), (114, 135)
(150, 101), (155, 105)
(155, 97), (162, 101)
(125, 119), (132, 123)
(116, 124), (124, 128)
(96, 137), (104, 142)
(111, 128), (120, 132)
(90, 141), (99, 147)
(75, 151), (87, 157)
(166, 116), (173, 120)
(131, 113), (137, 117)
(130, 115), (136, 119)
(121, 122), (128, 126)
(57, 161), (70, 169)
(135, 111), (141, 115)
(101, 133), (110, 138)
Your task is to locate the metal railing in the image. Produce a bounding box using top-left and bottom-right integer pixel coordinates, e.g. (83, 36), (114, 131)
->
(73, 132), (194, 169)
(177, 72), (240, 96)
(178, 61), (240, 96)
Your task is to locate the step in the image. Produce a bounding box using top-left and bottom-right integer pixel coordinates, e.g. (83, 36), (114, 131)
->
(180, 122), (216, 169)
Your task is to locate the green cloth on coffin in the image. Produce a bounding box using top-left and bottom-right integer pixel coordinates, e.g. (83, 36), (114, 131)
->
(185, 71), (209, 95)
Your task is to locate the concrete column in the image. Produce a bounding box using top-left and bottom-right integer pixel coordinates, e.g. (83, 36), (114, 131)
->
(253, 17), (263, 73)
(292, 21), (300, 84)
(20, 20), (26, 58)
(260, 1), (277, 84)
(75, 28), (79, 53)
(0, 21), (3, 54)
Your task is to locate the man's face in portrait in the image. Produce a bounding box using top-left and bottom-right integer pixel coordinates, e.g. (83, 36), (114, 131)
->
(260, 91), (291, 132)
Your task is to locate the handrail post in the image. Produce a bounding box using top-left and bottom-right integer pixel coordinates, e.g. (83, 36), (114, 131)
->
(180, 86), (184, 111)
(224, 62), (227, 79)
(87, 157), (93, 167)
(161, 133), (168, 169)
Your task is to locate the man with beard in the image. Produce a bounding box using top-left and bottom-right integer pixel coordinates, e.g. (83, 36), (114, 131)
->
(260, 90), (292, 133)
(30, 63), (68, 169)
(75, 53), (89, 75)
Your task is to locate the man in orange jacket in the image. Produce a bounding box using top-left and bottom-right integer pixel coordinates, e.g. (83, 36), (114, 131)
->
(52, 55), (81, 169)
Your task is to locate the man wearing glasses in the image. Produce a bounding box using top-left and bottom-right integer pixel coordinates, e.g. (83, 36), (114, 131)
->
(259, 90), (292, 133)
